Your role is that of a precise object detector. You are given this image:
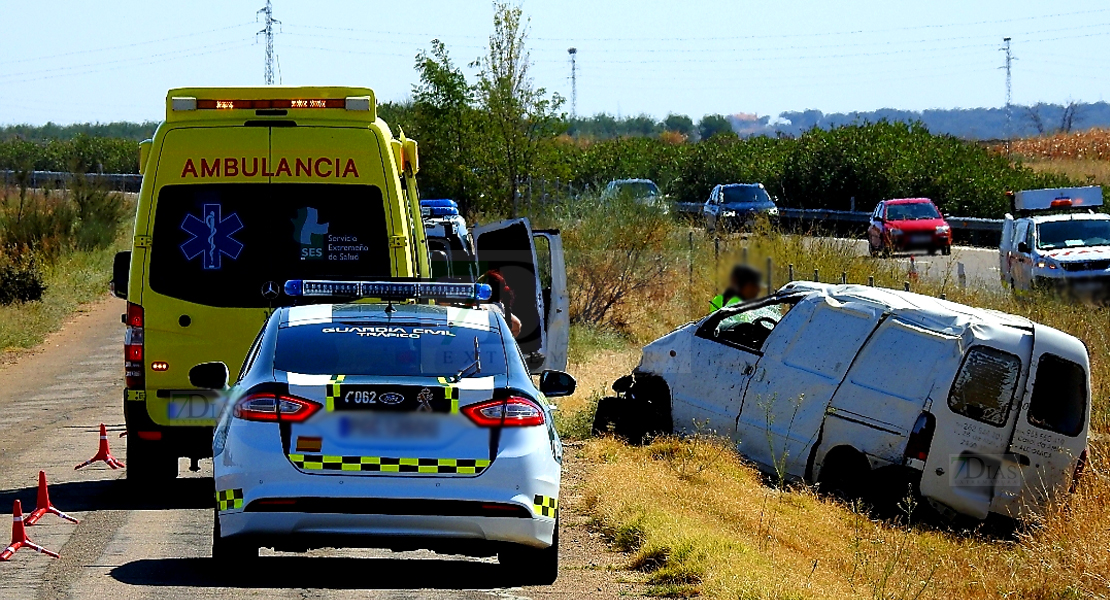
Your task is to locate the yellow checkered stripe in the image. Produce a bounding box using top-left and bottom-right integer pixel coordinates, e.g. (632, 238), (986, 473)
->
(533, 494), (558, 519)
(288, 454), (491, 475)
(437, 377), (460, 413)
(216, 488), (244, 511)
(325, 374), (347, 411)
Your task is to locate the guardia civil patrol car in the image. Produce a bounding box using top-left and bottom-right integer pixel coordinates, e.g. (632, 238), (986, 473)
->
(199, 280), (575, 582)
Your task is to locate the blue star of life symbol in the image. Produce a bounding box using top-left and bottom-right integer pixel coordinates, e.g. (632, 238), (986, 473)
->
(180, 203), (244, 270)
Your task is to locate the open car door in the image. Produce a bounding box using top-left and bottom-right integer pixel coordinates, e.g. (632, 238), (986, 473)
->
(533, 229), (569, 372)
(473, 218), (548, 373)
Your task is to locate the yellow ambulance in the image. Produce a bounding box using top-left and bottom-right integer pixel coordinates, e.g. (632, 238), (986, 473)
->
(112, 87), (431, 481)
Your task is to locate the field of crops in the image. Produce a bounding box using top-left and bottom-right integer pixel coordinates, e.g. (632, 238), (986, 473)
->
(1004, 127), (1110, 161)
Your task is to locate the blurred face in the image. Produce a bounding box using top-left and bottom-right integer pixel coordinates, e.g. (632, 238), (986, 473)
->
(738, 281), (761, 301)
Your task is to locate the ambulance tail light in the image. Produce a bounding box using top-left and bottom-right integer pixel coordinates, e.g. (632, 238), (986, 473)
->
(172, 98), (371, 111)
(124, 303), (144, 388)
(234, 393), (321, 423)
(904, 412), (936, 462)
(462, 397), (545, 428)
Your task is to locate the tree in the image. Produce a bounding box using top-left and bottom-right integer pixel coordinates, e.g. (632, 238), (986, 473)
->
(662, 113), (695, 138)
(698, 114), (735, 140)
(412, 40), (479, 210)
(473, 1), (565, 216)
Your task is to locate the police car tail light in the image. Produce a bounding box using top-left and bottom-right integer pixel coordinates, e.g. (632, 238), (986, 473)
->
(284, 280), (492, 302)
(234, 393), (321, 423)
(904, 412), (936, 462)
(124, 303), (144, 388)
(462, 397), (545, 427)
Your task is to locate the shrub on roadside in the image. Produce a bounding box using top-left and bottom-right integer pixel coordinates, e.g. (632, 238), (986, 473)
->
(0, 257), (45, 305)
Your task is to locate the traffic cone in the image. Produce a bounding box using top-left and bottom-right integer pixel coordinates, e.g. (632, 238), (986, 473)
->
(74, 424), (125, 470)
(25, 472), (78, 526)
(0, 500), (59, 560)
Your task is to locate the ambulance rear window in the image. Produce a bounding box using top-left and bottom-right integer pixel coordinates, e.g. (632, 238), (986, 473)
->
(1028, 354), (1086, 437)
(149, 184), (391, 308)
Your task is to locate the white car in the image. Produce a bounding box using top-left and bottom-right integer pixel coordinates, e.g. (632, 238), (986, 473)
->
(198, 281), (575, 583)
(1001, 186), (1110, 300)
(597, 282), (1090, 523)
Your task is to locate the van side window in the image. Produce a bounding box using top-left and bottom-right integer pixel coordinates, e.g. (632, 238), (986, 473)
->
(947, 346), (1021, 427)
(697, 298), (799, 353)
(1028, 354), (1086, 437)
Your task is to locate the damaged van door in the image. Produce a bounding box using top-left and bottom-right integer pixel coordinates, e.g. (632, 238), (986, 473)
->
(473, 219), (568, 373)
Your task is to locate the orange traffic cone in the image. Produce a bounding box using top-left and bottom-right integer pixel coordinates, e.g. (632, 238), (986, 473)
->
(74, 424), (125, 470)
(0, 500), (59, 560)
(25, 471), (78, 526)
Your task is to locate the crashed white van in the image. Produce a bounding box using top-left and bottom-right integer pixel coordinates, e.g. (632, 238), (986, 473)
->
(597, 282), (1090, 521)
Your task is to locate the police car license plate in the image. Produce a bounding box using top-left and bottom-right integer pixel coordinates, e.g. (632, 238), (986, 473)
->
(167, 391), (220, 421)
(329, 384), (454, 413)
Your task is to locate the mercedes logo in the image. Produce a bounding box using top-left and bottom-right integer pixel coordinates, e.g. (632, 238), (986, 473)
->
(261, 281), (281, 300)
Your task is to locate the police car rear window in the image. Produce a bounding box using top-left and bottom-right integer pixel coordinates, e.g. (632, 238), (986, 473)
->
(149, 184), (391, 308)
(273, 323), (508, 378)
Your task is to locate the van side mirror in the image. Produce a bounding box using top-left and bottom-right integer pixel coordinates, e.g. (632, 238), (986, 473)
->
(111, 251), (131, 299)
(539, 370), (576, 398)
(189, 362), (229, 390)
(1017, 242), (1030, 253)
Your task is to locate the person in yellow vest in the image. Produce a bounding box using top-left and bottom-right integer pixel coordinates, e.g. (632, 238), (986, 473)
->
(712, 264), (781, 328)
(710, 265), (763, 311)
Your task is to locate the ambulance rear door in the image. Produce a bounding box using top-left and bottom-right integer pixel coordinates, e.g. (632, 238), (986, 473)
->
(473, 219), (548, 373)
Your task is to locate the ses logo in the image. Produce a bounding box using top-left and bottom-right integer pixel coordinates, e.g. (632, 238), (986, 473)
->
(293, 207), (329, 260)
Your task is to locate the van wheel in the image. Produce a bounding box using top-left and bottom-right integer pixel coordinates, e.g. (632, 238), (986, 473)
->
(126, 432), (178, 483)
(818, 447), (871, 500)
(212, 508), (258, 562)
(499, 519), (558, 585)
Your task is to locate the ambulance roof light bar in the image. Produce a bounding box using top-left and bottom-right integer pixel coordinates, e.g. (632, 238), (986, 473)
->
(170, 96), (372, 112)
(283, 280), (492, 302)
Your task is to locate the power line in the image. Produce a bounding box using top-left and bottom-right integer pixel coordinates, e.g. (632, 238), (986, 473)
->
(1002, 37), (1014, 142)
(5, 22), (256, 66)
(568, 48), (578, 117)
(257, 0), (281, 85)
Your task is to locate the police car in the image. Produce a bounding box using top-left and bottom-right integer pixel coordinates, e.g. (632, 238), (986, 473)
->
(197, 280), (574, 583)
(1001, 186), (1110, 299)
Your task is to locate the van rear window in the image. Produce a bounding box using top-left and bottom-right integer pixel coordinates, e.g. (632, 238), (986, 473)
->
(947, 346), (1021, 427)
(149, 184), (391, 308)
(1028, 354), (1087, 437)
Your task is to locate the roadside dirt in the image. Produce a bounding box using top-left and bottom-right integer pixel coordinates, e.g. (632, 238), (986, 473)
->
(0, 296), (641, 599)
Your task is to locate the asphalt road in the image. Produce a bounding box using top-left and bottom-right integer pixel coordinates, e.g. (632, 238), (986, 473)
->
(0, 299), (636, 600)
(845, 241), (1003, 289)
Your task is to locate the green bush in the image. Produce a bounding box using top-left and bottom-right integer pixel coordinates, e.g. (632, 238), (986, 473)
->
(0, 257), (45, 305)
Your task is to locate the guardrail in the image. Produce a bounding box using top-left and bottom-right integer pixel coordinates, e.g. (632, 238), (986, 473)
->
(677, 203), (1004, 247)
(1, 170), (143, 192)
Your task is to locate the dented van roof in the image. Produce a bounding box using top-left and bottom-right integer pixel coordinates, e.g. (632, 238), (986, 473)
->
(778, 282), (1034, 335)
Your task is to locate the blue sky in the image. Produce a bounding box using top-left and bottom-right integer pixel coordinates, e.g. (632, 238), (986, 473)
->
(2, 1), (1108, 125)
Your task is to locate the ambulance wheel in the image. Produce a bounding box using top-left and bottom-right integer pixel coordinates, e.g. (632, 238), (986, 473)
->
(212, 509), (258, 562)
(126, 432), (178, 482)
(500, 520), (558, 584)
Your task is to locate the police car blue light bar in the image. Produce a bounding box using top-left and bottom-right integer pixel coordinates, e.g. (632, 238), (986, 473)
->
(284, 280), (492, 302)
(420, 199), (461, 217)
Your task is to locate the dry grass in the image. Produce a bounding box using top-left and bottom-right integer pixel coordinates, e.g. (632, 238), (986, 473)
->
(1024, 158), (1110, 188)
(563, 223), (1110, 599)
(582, 437), (1109, 599)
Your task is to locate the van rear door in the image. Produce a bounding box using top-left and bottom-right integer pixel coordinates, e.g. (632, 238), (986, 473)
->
(473, 219), (547, 373)
(917, 326), (1032, 520)
(994, 325), (1089, 518)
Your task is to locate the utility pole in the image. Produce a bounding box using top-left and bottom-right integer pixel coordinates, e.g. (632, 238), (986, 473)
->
(257, 0), (280, 85)
(567, 47), (578, 118)
(1001, 37), (1013, 145)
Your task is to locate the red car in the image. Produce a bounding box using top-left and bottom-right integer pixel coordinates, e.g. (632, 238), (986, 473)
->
(867, 198), (951, 256)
